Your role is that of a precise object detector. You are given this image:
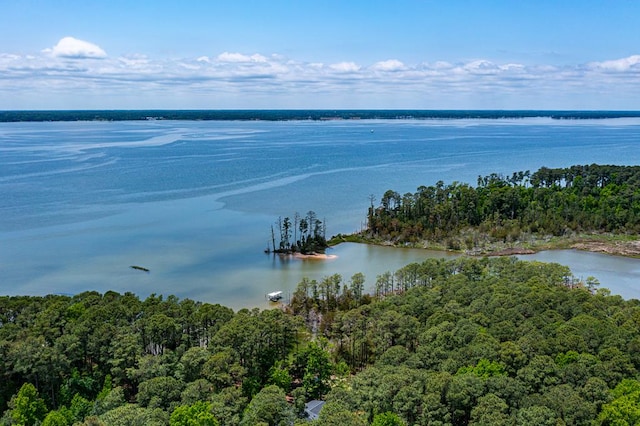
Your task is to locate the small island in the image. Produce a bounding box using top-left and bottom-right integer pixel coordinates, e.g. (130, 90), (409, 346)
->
(265, 210), (331, 257)
(350, 164), (640, 257)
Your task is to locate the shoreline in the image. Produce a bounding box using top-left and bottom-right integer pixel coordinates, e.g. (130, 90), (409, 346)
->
(292, 252), (338, 260)
(570, 240), (640, 258)
(479, 238), (640, 259)
(268, 250), (338, 260)
(336, 233), (640, 259)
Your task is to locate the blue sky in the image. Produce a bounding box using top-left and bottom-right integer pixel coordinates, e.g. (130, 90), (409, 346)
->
(1, 0), (639, 110)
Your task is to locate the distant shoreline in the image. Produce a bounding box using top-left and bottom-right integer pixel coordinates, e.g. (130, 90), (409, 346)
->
(2, 109), (640, 123)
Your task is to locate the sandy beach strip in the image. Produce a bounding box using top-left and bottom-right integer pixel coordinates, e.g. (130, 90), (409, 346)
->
(292, 252), (338, 260)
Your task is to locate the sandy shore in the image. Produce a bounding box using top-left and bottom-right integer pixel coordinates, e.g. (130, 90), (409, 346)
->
(572, 240), (640, 257)
(292, 252), (338, 260)
(484, 247), (536, 256)
(473, 239), (640, 258)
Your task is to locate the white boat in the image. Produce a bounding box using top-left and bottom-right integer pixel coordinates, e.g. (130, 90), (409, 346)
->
(267, 291), (283, 302)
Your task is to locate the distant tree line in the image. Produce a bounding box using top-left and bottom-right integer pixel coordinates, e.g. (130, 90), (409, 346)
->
(3, 110), (640, 123)
(267, 210), (328, 254)
(365, 164), (640, 248)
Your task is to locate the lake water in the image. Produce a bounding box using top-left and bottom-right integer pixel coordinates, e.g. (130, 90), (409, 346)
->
(2, 116), (640, 309)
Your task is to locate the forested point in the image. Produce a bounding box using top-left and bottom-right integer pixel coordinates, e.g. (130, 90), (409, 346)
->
(2, 256), (640, 425)
(362, 164), (640, 254)
(266, 211), (328, 255)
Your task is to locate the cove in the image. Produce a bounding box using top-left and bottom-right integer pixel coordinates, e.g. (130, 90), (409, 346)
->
(2, 117), (640, 309)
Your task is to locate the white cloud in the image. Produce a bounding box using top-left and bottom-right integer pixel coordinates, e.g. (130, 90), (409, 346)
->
(499, 63), (525, 72)
(217, 52), (267, 63)
(588, 55), (640, 71)
(44, 36), (107, 59)
(462, 60), (499, 74)
(179, 62), (201, 71)
(433, 61), (453, 69)
(118, 55), (150, 68)
(2, 39), (640, 109)
(372, 59), (405, 71)
(329, 62), (360, 72)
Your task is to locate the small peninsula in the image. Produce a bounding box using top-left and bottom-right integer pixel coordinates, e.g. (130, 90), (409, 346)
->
(350, 164), (640, 257)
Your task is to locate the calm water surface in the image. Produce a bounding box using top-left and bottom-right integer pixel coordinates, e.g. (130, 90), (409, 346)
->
(2, 118), (640, 309)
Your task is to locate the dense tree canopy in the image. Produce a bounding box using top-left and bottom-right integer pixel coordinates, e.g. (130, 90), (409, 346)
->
(1, 258), (639, 424)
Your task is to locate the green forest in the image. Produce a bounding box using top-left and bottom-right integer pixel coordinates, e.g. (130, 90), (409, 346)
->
(363, 164), (640, 251)
(2, 256), (640, 425)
